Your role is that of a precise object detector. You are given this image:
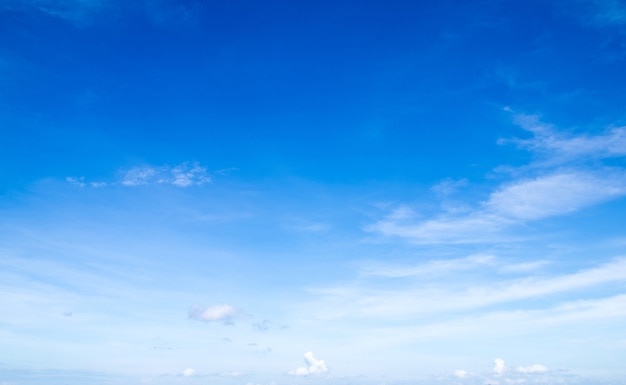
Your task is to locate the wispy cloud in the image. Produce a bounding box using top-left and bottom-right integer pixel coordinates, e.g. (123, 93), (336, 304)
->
(367, 114), (626, 244)
(503, 113), (626, 165)
(121, 162), (211, 187)
(485, 171), (626, 221)
(359, 254), (495, 278)
(306, 258), (626, 320)
(66, 162), (213, 188)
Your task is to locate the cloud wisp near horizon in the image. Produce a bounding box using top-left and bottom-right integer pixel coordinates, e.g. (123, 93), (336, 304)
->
(2, 1), (626, 385)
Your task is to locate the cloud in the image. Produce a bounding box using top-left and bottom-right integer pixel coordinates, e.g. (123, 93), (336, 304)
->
(367, 115), (626, 244)
(359, 254), (495, 278)
(485, 171), (626, 221)
(493, 358), (506, 375)
(182, 368), (196, 377)
(66, 177), (86, 187)
(66, 162), (213, 188)
(120, 162), (211, 187)
(305, 258), (626, 320)
(220, 371), (245, 377)
(516, 364), (547, 374)
(432, 178), (468, 196)
(505, 113), (626, 165)
(289, 352), (329, 376)
(188, 304), (242, 325)
(454, 369), (470, 378)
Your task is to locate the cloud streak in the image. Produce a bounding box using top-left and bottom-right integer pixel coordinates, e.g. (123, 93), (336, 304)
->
(66, 162), (213, 188)
(367, 114), (626, 244)
(306, 258), (626, 320)
(1, 0), (108, 24)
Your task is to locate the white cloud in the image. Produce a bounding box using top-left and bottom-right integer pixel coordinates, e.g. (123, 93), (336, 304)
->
(516, 364), (547, 374)
(432, 178), (468, 196)
(66, 177), (86, 187)
(359, 254), (495, 278)
(305, 258), (626, 321)
(499, 260), (549, 273)
(170, 163), (211, 187)
(485, 171), (626, 221)
(120, 162), (211, 187)
(366, 209), (508, 244)
(188, 304), (242, 325)
(66, 162), (213, 188)
(493, 358), (506, 375)
(120, 166), (158, 186)
(220, 371), (245, 377)
(289, 352), (329, 376)
(182, 368), (196, 377)
(507, 113), (626, 163)
(367, 115), (626, 244)
(454, 369), (470, 378)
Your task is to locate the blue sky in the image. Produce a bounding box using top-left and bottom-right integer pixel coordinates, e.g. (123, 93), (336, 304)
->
(2, 0), (626, 384)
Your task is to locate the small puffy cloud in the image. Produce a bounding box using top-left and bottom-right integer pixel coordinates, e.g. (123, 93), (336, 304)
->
(289, 352), (329, 376)
(182, 368), (196, 377)
(516, 364), (547, 374)
(454, 369), (470, 378)
(494, 358), (506, 375)
(188, 304), (242, 325)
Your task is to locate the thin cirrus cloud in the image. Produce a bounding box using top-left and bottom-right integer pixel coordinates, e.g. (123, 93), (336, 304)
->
(503, 112), (626, 164)
(359, 254), (549, 278)
(358, 254), (496, 278)
(367, 114), (626, 244)
(120, 162), (211, 187)
(66, 162), (212, 188)
(306, 257), (626, 320)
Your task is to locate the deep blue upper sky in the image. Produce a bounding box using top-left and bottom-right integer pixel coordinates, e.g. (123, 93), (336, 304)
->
(3, 0), (624, 186)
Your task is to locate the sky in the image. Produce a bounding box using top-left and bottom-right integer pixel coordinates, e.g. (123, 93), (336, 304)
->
(1, 0), (626, 384)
